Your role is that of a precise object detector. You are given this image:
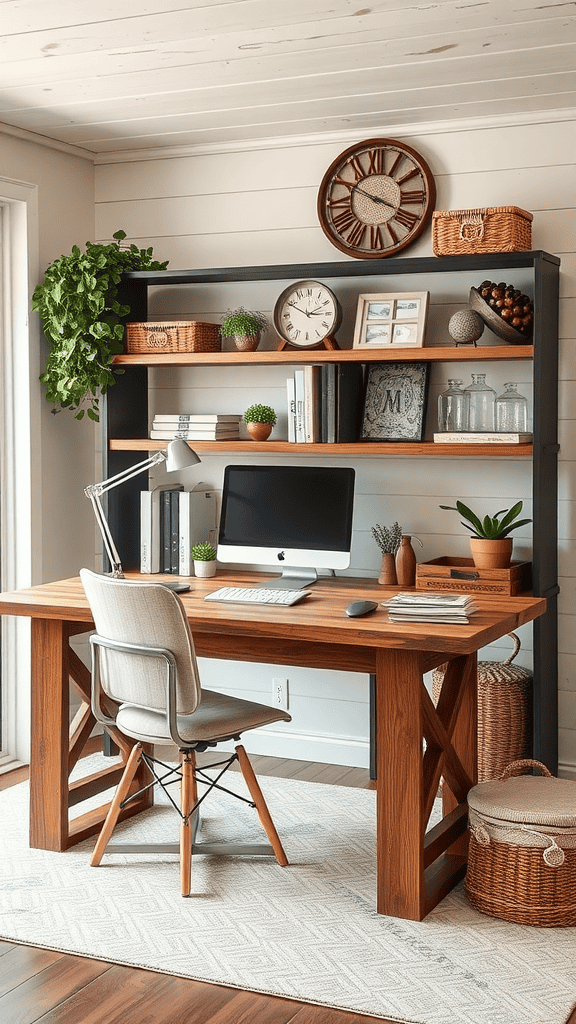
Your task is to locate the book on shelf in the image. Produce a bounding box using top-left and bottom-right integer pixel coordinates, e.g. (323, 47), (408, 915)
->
(285, 362), (365, 444)
(433, 432), (533, 444)
(153, 414), (242, 423)
(321, 362), (336, 443)
(140, 483), (182, 573)
(293, 368), (306, 443)
(178, 488), (217, 576)
(383, 591), (478, 624)
(150, 427), (240, 440)
(303, 364), (322, 442)
(336, 362), (365, 442)
(286, 376), (296, 443)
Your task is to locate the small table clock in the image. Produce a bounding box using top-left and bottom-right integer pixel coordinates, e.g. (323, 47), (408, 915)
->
(273, 280), (342, 350)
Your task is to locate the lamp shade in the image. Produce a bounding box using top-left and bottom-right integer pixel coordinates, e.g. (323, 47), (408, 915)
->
(165, 439), (201, 472)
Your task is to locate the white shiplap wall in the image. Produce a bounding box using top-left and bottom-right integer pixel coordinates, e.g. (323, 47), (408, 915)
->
(95, 118), (576, 774)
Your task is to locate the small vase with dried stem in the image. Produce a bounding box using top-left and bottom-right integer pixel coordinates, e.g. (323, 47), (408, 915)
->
(372, 522), (402, 585)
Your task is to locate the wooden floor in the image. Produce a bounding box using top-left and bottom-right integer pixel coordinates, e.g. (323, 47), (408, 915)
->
(2, 749), (574, 1024)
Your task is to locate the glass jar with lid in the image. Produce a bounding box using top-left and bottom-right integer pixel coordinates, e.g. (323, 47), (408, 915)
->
(437, 379), (469, 432)
(465, 373), (496, 432)
(495, 382), (528, 433)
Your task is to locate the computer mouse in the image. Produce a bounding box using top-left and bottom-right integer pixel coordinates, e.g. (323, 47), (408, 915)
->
(346, 600), (378, 617)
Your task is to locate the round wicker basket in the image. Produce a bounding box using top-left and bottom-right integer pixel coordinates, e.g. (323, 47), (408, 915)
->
(432, 633), (532, 782)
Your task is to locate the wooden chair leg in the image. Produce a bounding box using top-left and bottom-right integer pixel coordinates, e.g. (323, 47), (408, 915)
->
(90, 742), (143, 867)
(235, 743), (288, 866)
(180, 749), (197, 896)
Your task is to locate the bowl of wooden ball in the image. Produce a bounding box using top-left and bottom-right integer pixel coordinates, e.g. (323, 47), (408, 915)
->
(469, 280), (534, 344)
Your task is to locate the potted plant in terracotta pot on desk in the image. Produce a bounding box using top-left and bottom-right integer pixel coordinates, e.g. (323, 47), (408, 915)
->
(439, 500), (532, 569)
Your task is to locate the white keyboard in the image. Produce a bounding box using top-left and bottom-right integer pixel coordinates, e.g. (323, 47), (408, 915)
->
(204, 586), (309, 606)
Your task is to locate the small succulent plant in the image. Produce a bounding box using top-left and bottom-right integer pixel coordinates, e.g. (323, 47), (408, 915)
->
(220, 307), (269, 337)
(190, 541), (217, 561)
(439, 500), (532, 539)
(243, 404), (276, 425)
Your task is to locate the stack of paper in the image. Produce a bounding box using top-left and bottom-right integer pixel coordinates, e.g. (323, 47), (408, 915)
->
(383, 592), (478, 624)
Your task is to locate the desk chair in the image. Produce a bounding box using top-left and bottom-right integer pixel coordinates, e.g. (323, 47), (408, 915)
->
(79, 568), (291, 896)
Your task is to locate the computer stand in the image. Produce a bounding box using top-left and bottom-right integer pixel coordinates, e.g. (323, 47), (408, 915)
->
(264, 568), (319, 590)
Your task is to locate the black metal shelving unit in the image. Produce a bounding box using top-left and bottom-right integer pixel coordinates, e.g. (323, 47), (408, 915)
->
(108, 250), (560, 772)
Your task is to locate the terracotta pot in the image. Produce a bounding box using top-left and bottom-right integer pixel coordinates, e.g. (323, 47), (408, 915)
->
(469, 537), (513, 569)
(233, 332), (260, 352)
(378, 552), (398, 585)
(194, 559), (216, 578)
(246, 421), (272, 441)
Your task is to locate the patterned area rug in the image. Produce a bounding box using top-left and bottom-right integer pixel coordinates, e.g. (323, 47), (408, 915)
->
(1, 758), (575, 1024)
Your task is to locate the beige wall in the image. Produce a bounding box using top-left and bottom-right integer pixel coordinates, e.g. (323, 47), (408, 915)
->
(1, 131), (97, 585)
(95, 118), (576, 774)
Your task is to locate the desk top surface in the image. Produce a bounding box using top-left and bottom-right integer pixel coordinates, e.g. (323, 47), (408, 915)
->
(0, 570), (546, 657)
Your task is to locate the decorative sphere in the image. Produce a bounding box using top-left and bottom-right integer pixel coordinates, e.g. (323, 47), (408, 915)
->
(448, 308), (485, 345)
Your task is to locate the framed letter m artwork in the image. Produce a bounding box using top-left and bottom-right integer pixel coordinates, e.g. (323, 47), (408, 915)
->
(361, 362), (429, 442)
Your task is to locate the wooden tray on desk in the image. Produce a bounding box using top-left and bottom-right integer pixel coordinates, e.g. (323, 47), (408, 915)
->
(415, 557), (532, 596)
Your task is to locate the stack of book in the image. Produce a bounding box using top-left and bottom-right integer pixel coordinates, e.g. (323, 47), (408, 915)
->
(150, 413), (242, 441)
(384, 591), (478, 624)
(140, 485), (217, 576)
(286, 363), (365, 443)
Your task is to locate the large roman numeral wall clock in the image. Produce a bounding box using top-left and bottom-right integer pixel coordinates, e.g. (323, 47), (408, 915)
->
(317, 138), (436, 259)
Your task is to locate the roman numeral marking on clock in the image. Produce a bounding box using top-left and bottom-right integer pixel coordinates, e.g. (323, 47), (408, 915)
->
(347, 220), (367, 248)
(396, 167), (420, 185)
(400, 189), (426, 204)
(394, 208), (419, 229)
(370, 225), (385, 249)
(332, 207), (357, 233)
(388, 152), (403, 177)
(367, 149), (385, 175)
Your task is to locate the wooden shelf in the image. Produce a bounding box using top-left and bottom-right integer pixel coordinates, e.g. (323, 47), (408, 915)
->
(112, 344), (533, 368)
(109, 438), (533, 458)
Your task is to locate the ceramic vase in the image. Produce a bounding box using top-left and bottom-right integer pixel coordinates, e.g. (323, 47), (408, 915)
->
(469, 537), (513, 569)
(395, 535), (417, 586)
(246, 421), (272, 441)
(194, 559), (217, 578)
(378, 552), (398, 586)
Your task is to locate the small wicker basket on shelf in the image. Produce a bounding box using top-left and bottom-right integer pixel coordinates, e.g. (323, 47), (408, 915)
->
(432, 633), (533, 782)
(466, 760), (576, 927)
(125, 321), (221, 354)
(432, 206), (533, 256)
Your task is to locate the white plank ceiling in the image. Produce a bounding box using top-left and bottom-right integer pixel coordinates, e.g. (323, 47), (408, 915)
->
(0, 0), (575, 156)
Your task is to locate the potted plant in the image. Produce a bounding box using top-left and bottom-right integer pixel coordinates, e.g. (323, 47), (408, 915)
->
(243, 404), (276, 441)
(439, 500), (532, 569)
(372, 521), (402, 584)
(220, 307), (269, 352)
(190, 541), (217, 578)
(32, 230), (168, 421)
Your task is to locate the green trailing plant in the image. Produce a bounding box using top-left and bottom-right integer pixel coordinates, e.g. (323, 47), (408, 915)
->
(243, 404), (276, 425)
(220, 307), (269, 337)
(372, 521), (402, 555)
(32, 230), (168, 421)
(439, 500), (532, 539)
(190, 541), (217, 561)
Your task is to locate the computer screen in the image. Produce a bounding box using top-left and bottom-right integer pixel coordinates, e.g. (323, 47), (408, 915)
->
(217, 464), (356, 589)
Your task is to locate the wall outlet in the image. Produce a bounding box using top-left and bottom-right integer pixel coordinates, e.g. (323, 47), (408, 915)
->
(273, 677), (289, 710)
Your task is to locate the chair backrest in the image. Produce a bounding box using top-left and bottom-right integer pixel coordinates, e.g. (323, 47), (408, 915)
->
(80, 569), (202, 715)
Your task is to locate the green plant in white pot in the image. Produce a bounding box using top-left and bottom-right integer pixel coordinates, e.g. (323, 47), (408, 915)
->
(243, 404), (276, 441)
(190, 541), (217, 578)
(439, 500), (532, 569)
(221, 307), (269, 352)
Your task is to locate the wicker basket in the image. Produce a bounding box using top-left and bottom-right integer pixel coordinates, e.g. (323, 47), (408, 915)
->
(125, 321), (221, 354)
(466, 760), (576, 926)
(432, 634), (533, 782)
(432, 206), (533, 256)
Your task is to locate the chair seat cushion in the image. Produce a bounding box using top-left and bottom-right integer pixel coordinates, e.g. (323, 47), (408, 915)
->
(116, 687), (291, 745)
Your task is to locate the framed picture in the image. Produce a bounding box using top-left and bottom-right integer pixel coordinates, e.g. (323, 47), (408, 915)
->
(353, 292), (429, 349)
(361, 362), (429, 442)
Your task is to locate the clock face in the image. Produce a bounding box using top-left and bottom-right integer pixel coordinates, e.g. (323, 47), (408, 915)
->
(317, 137), (436, 259)
(273, 280), (342, 348)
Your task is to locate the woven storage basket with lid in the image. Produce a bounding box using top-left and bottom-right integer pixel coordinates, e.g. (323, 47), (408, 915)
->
(432, 206), (532, 256)
(125, 321), (220, 354)
(432, 633), (532, 782)
(466, 760), (576, 927)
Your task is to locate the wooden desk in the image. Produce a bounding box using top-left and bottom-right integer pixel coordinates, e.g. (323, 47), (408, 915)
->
(0, 571), (545, 921)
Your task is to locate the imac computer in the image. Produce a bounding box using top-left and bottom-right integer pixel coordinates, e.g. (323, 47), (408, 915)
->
(217, 464), (355, 589)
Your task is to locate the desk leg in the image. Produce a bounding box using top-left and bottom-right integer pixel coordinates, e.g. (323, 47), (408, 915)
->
(375, 648), (425, 920)
(30, 618), (69, 850)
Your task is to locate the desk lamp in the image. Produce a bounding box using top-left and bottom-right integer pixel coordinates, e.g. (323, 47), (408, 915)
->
(84, 439), (200, 591)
